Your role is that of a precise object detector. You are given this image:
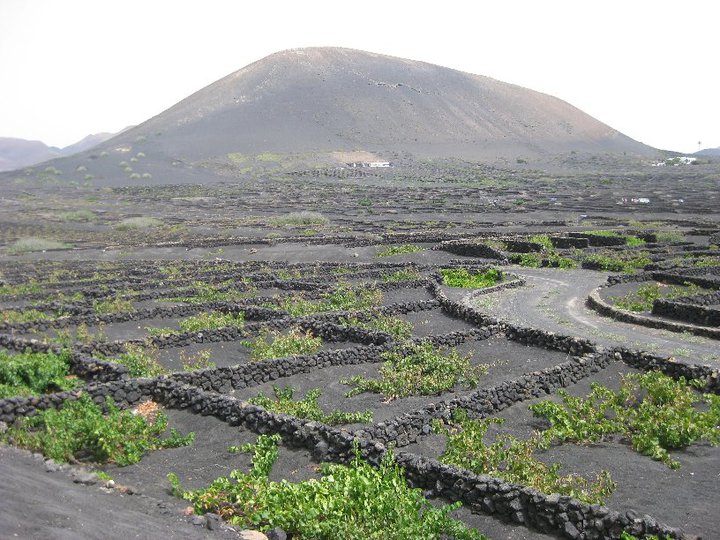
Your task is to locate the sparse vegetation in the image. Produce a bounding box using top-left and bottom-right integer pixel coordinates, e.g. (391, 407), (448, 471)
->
(110, 344), (167, 377)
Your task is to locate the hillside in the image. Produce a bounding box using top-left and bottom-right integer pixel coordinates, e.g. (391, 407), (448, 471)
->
(0, 132), (119, 172)
(119, 47), (653, 159)
(3, 47), (659, 184)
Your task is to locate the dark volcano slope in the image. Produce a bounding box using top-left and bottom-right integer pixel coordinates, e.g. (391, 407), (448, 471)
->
(118, 47), (651, 160)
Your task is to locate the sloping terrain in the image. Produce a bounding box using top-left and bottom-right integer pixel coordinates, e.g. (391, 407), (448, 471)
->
(2, 47), (660, 187)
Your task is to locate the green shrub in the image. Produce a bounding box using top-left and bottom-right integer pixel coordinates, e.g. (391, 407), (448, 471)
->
(270, 211), (329, 226)
(0, 349), (80, 398)
(342, 341), (487, 400)
(376, 244), (424, 257)
(381, 268), (422, 282)
(613, 282), (707, 313)
(530, 371), (720, 468)
(248, 386), (372, 425)
(433, 409), (615, 504)
(115, 217), (163, 230)
(93, 296), (134, 315)
(1, 394), (194, 465)
(111, 344), (167, 377)
(511, 253), (541, 268)
(440, 267), (504, 288)
(274, 285), (382, 316)
(6, 237), (72, 254)
(58, 210), (96, 222)
(169, 436), (485, 539)
(340, 314), (413, 340)
(178, 311), (245, 332)
(1, 308), (53, 324)
(243, 328), (322, 361)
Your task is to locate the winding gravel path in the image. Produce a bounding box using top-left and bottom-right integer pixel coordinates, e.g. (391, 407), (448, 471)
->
(467, 267), (720, 367)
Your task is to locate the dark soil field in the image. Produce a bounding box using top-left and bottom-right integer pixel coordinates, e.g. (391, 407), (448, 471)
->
(1, 154), (719, 540)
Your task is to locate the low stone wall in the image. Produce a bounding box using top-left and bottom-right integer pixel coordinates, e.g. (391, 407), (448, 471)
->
(568, 233), (626, 247)
(551, 236), (589, 249)
(501, 240), (543, 253)
(652, 299), (720, 327)
(586, 289), (720, 339)
(435, 240), (508, 261)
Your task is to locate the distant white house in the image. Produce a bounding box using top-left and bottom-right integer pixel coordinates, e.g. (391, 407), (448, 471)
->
(652, 156), (696, 166)
(346, 161), (392, 168)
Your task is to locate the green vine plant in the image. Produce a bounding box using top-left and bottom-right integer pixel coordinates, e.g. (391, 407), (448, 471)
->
(342, 340), (490, 401)
(146, 311), (246, 337)
(0, 349), (81, 398)
(339, 314), (413, 341)
(440, 268), (504, 288)
(1, 394), (194, 466)
(242, 327), (323, 362)
(433, 409), (616, 505)
(248, 386), (372, 425)
(271, 284), (383, 316)
(168, 435), (486, 539)
(110, 343), (168, 378)
(529, 371), (720, 469)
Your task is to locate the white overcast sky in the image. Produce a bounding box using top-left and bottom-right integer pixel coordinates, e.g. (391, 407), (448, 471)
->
(0, 0), (717, 153)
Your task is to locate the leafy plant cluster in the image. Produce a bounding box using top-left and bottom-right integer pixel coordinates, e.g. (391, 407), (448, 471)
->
(381, 268), (422, 282)
(273, 285), (382, 316)
(581, 250), (652, 272)
(242, 327), (322, 362)
(0, 349), (81, 398)
(147, 311), (246, 337)
(376, 244), (424, 257)
(529, 371), (720, 468)
(340, 314), (413, 341)
(110, 344), (167, 377)
(248, 386), (372, 425)
(612, 282), (706, 313)
(1, 308), (53, 324)
(586, 230), (645, 246)
(440, 267), (504, 288)
(1, 394), (194, 465)
(179, 349), (216, 371)
(342, 341), (488, 400)
(510, 252), (577, 269)
(433, 409), (616, 504)
(169, 435), (485, 539)
(93, 296), (134, 315)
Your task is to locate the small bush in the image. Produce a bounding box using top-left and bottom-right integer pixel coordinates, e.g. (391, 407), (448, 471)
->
(115, 217), (163, 230)
(342, 341), (488, 400)
(434, 409), (615, 504)
(0, 349), (80, 398)
(339, 314), (413, 340)
(376, 244), (424, 257)
(530, 371), (720, 468)
(178, 311), (245, 332)
(58, 210), (96, 222)
(1, 394), (194, 465)
(111, 344), (167, 377)
(243, 327), (322, 361)
(6, 237), (72, 254)
(249, 386), (372, 425)
(440, 267), (503, 288)
(169, 436), (485, 539)
(270, 211), (329, 226)
(381, 268), (422, 282)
